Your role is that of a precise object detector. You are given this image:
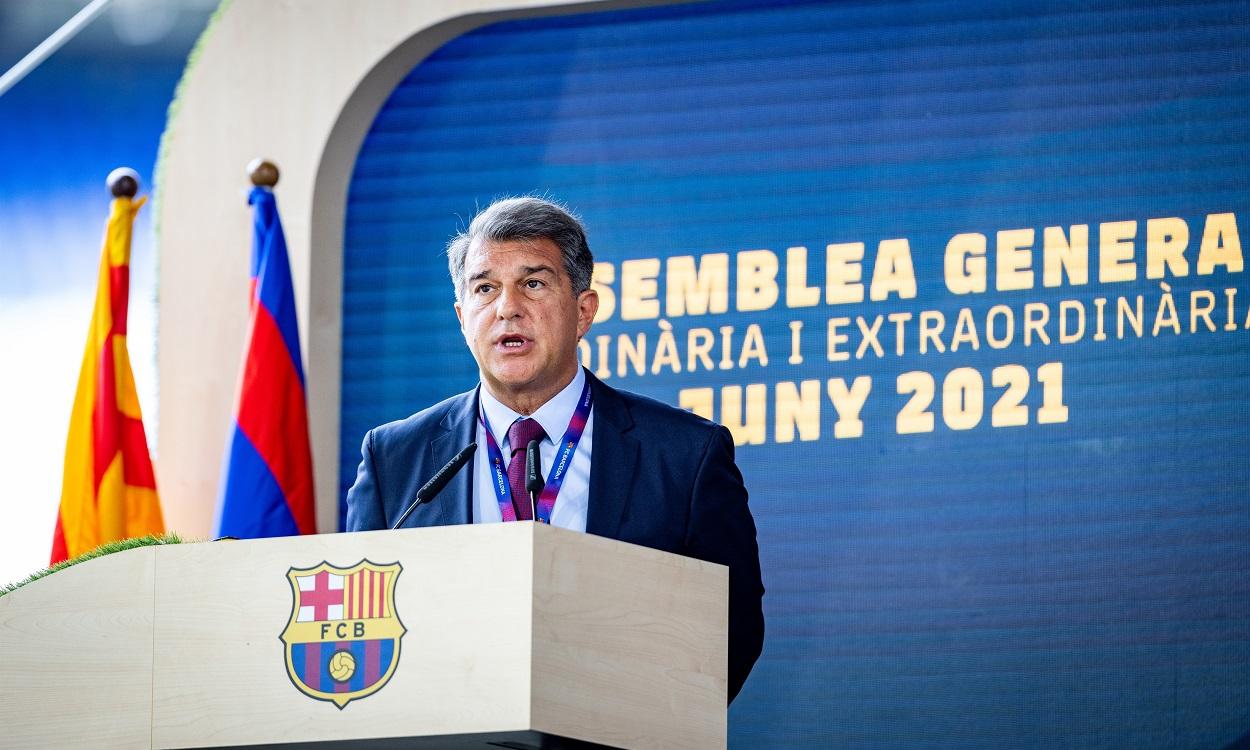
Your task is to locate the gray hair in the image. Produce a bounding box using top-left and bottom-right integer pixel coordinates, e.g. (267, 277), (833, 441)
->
(447, 197), (594, 301)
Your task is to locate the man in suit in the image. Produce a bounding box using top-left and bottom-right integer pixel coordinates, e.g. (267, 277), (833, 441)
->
(346, 197), (764, 702)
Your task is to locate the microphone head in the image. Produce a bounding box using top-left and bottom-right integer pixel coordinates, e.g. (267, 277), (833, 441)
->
(525, 439), (544, 494)
(414, 441), (477, 502)
(392, 441), (478, 530)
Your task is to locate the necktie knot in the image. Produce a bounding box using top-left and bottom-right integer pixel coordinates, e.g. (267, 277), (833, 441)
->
(507, 418), (546, 457)
(505, 418), (546, 521)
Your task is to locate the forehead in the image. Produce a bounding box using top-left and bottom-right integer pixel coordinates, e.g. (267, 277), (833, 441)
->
(464, 237), (565, 276)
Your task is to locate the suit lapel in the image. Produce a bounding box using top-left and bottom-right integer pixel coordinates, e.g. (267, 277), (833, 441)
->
(422, 375), (634, 533)
(586, 373), (639, 539)
(429, 387), (477, 527)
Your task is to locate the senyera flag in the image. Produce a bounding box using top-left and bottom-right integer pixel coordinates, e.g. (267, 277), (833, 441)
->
(51, 185), (164, 563)
(216, 184), (316, 538)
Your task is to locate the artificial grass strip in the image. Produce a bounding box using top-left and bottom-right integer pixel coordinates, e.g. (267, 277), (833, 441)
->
(0, 533), (184, 598)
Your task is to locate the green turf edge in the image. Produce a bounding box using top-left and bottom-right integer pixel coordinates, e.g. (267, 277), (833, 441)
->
(0, 533), (185, 598)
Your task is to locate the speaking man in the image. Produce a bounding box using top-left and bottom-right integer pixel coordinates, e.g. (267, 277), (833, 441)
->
(345, 196), (764, 702)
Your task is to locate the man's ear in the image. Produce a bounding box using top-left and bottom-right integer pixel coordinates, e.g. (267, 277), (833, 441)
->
(454, 301), (464, 329)
(576, 289), (599, 339)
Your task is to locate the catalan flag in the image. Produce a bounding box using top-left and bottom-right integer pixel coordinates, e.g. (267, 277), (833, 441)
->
(51, 191), (164, 563)
(215, 185), (316, 538)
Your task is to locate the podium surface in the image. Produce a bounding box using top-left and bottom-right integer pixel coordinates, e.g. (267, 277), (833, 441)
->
(0, 522), (728, 749)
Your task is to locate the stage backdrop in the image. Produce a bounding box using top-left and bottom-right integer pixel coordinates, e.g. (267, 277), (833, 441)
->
(339, 0), (1250, 746)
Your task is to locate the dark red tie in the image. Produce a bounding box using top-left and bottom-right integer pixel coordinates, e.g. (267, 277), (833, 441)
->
(506, 418), (546, 521)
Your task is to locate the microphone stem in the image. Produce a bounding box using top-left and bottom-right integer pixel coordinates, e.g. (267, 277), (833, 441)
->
(390, 442), (477, 530)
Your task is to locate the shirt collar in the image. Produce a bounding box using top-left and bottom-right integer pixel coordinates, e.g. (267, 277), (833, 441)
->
(479, 366), (586, 451)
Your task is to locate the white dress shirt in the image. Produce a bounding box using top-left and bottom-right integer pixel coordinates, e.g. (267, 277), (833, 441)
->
(471, 367), (593, 531)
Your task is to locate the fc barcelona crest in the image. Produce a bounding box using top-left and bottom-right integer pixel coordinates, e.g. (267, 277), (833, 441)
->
(280, 560), (405, 708)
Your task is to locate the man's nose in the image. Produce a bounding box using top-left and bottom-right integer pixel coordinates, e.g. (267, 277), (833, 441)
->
(495, 285), (524, 319)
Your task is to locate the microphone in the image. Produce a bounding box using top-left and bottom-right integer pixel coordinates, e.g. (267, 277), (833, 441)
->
(525, 439), (544, 521)
(391, 442), (477, 530)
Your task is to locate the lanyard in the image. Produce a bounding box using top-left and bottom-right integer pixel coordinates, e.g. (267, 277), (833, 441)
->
(478, 378), (593, 524)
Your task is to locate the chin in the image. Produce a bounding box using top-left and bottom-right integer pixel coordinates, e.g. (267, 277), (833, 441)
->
(488, 366), (541, 392)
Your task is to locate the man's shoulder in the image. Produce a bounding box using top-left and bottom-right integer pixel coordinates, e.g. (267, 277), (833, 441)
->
(369, 389), (475, 445)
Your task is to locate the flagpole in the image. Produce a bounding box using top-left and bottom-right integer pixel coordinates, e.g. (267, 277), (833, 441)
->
(0, 0), (114, 99)
(51, 164), (164, 564)
(216, 157), (318, 539)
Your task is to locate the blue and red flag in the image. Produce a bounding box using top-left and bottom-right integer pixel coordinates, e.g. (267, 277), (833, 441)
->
(215, 186), (316, 538)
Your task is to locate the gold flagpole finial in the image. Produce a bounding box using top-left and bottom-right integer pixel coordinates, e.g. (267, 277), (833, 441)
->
(248, 158), (279, 188)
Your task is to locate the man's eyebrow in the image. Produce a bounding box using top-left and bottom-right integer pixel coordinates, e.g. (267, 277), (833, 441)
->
(466, 265), (555, 283)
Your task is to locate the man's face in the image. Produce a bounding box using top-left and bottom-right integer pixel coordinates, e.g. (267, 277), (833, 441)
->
(455, 237), (598, 406)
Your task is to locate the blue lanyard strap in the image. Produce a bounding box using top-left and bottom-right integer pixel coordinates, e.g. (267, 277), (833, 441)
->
(478, 377), (593, 524)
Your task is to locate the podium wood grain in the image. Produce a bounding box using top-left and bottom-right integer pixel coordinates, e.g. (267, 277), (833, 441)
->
(531, 525), (727, 748)
(0, 523), (726, 749)
(151, 525), (534, 748)
(0, 548), (156, 748)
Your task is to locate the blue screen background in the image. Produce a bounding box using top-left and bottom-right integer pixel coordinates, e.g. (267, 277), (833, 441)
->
(342, 1), (1250, 745)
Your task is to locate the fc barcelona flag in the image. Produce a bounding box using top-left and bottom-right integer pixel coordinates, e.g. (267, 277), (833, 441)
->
(51, 176), (164, 563)
(216, 183), (316, 538)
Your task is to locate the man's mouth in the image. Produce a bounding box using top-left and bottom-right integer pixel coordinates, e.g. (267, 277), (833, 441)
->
(498, 334), (530, 349)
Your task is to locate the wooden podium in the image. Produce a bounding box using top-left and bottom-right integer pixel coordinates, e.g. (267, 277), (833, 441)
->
(0, 523), (727, 749)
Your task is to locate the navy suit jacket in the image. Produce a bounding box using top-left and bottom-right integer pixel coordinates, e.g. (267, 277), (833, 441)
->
(345, 371), (765, 702)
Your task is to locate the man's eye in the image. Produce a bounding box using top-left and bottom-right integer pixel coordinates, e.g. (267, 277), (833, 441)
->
(475, 283), (494, 294)
(525, 279), (544, 289)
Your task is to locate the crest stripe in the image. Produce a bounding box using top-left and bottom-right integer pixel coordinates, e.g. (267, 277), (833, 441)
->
(381, 639), (395, 678)
(291, 643), (304, 685)
(304, 641), (321, 692)
(323, 643), (340, 693)
(365, 638), (381, 686)
(348, 640), (367, 693)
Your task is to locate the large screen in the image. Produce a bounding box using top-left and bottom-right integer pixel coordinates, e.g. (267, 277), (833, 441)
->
(341, 1), (1250, 745)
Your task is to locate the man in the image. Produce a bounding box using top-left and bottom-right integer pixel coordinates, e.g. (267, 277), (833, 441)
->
(346, 197), (764, 702)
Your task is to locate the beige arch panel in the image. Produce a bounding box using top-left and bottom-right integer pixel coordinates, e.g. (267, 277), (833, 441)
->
(155, 0), (653, 536)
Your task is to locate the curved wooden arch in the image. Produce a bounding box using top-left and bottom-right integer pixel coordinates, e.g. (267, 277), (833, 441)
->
(155, 0), (642, 535)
